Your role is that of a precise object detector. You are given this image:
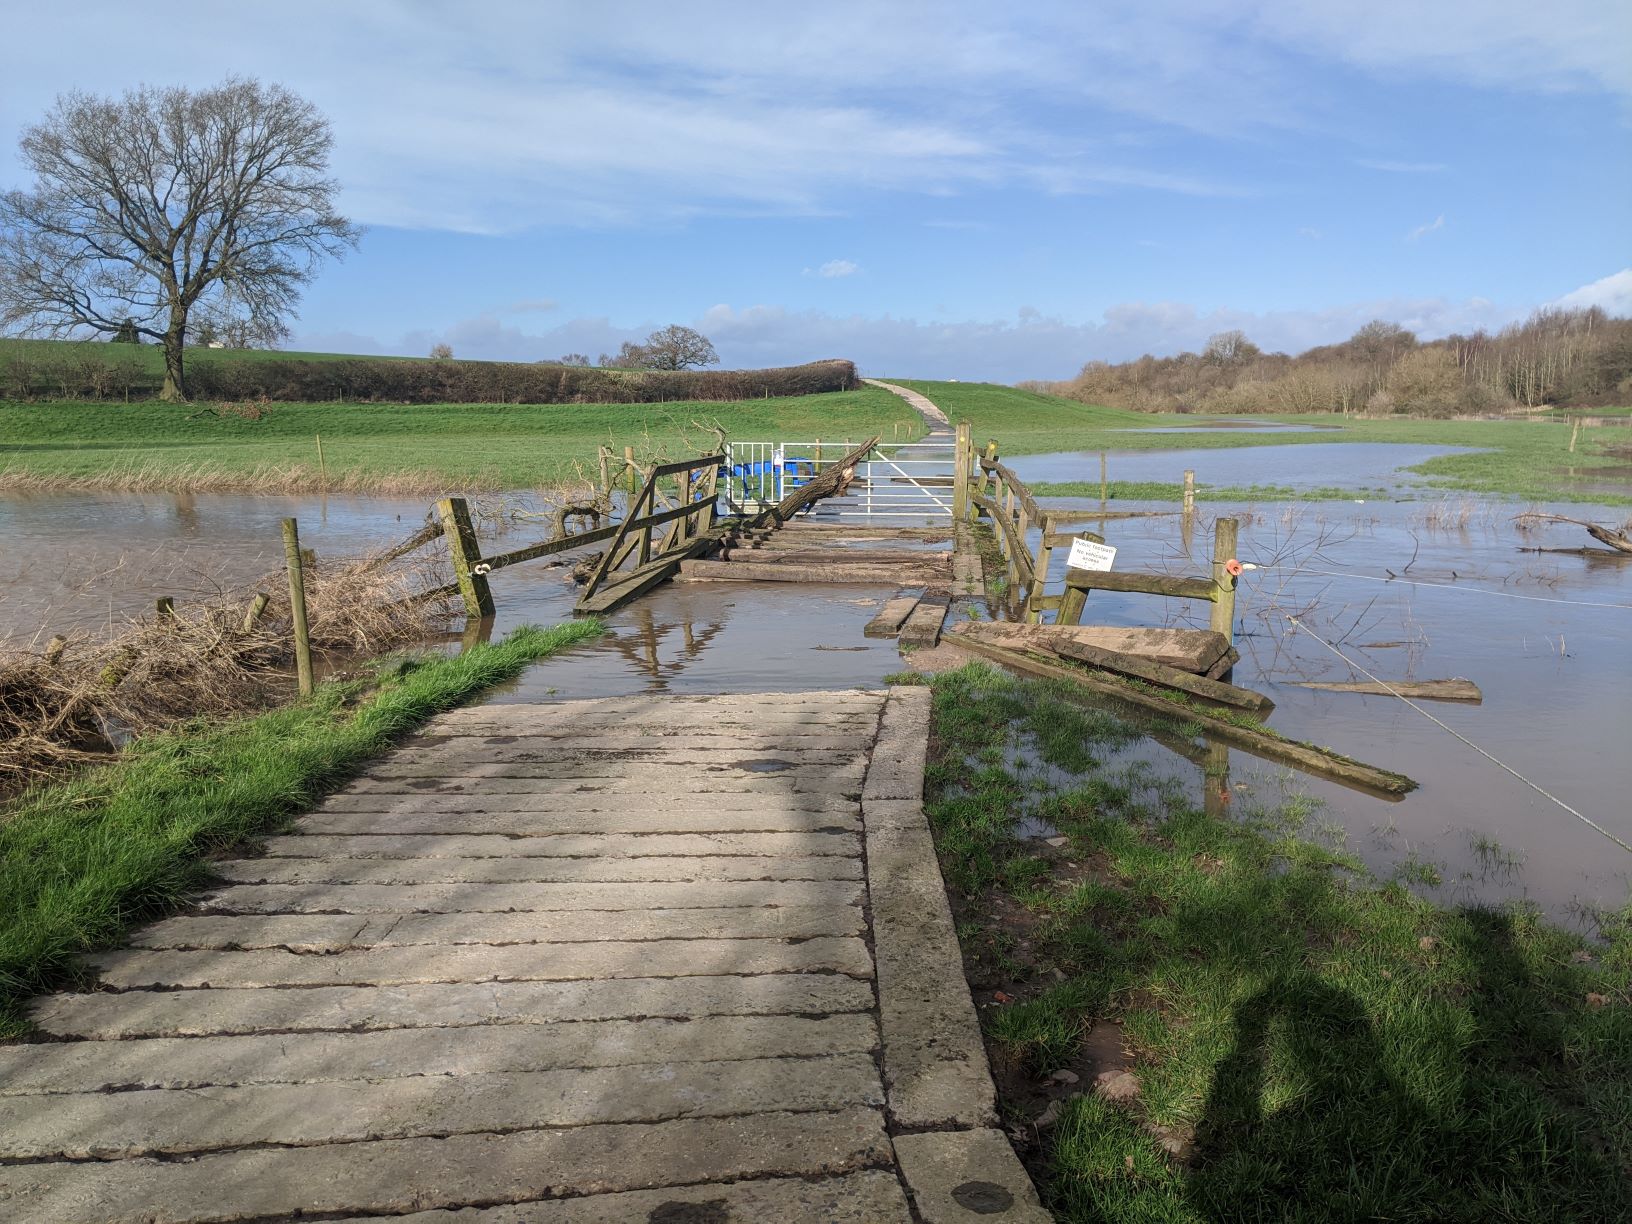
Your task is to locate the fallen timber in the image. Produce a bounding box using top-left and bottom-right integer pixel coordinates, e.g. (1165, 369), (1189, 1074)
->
(954, 622), (1231, 674)
(1292, 678), (1483, 703)
(675, 559), (950, 585)
(946, 627), (1416, 798)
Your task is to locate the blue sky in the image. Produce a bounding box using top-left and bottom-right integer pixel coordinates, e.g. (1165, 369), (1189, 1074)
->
(2, 0), (1629, 380)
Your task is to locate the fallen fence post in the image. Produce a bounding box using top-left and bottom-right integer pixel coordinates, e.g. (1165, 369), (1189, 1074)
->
(437, 496), (495, 619)
(281, 517), (315, 698)
(242, 592), (271, 633)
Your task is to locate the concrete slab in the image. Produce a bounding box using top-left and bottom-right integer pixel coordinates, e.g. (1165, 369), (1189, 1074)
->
(202, 878), (864, 914)
(894, 1129), (1053, 1223)
(255, 830), (862, 858)
(90, 936), (874, 989)
(0, 1014), (879, 1095)
(0, 1108), (894, 1223)
(128, 903), (867, 950)
(30, 972), (876, 1039)
(211, 853), (863, 884)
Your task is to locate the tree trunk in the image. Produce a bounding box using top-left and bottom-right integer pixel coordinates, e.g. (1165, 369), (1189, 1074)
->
(160, 311), (187, 401)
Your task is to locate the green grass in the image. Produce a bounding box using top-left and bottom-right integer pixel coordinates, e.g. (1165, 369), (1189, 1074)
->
(0, 620), (603, 1033)
(924, 663), (1632, 1222)
(0, 386), (921, 491)
(890, 379), (1632, 504)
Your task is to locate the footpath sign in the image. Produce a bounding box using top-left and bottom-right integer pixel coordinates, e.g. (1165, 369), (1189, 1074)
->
(1066, 537), (1117, 572)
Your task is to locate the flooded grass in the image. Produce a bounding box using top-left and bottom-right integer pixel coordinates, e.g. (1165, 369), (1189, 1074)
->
(923, 662), (1632, 1222)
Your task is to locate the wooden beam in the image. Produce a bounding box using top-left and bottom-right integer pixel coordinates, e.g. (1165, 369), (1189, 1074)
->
(675, 559), (949, 585)
(1063, 569), (1216, 601)
(864, 594), (922, 638)
(898, 593), (951, 647)
(436, 496), (494, 618)
(1292, 679), (1483, 702)
(1047, 637), (1274, 714)
(946, 630), (1416, 799)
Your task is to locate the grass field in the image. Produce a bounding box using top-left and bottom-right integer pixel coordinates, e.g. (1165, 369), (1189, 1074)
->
(0, 386), (921, 492)
(921, 663), (1632, 1222)
(0, 621), (603, 1034)
(892, 379), (1632, 504)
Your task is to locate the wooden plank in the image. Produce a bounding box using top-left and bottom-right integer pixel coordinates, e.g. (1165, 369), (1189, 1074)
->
(720, 548), (953, 567)
(863, 595), (922, 639)
(898, 594), (950, 647)
(1292, 679), (1483, 703)
(956, 622), (1229, 673)
(675, 560), (947, 585)
(945, 630), (1415, 799)
(483, 523), (622, 571)
(1203, 647), (1240, 682)
(1063, 569), (1216, 601)
(649, 454), (726, 479)
(1046, 638), (1274, 714)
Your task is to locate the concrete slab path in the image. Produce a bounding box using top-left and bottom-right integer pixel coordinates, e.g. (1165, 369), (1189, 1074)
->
(0, 688), (1048, 1223)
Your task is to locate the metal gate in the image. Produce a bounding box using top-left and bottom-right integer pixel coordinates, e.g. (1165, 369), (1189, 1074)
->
(721, 439), (953, 521)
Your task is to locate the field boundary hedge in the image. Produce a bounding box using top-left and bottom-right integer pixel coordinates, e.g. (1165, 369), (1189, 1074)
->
(0, 348), (859, 404)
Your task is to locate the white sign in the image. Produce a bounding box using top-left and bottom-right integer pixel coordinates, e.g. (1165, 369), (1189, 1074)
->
(1067, 537), (1117, 572)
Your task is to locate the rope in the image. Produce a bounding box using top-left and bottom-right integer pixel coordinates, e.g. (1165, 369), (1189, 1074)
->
(1284, 615), (1632, 855)
(1261, 564), (1632, 610)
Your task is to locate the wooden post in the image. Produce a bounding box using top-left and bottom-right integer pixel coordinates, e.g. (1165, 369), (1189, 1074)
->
(437, 497), (495, 618)
(155, 596), (175, 621)
(814, 438), (822, 472)
(1569, 418), (1580, 454)
(624, 446), (638, 495)
(1028, 513), (1056, 623)
(676, 467), (693, 546)
(282, 518), (315, 698)
(1210, 516), (1239, 648)
(1183, 469), (1195, 515)
(598, 446), (612, 493)
(315, 434), (328, 491)
(953, 421), (971, 522)
(1099, 451), (1108, 506)
(242, 592), (271, 633)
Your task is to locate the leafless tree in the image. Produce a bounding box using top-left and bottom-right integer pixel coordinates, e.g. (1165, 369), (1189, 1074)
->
(0, 78), (359, 400)
(599, 340), (653, 369)
(554, 352), (590, 366)
(642, 324), (719, 371)
(1202, 329), (1260, 367)
(429, 343), (453, 360)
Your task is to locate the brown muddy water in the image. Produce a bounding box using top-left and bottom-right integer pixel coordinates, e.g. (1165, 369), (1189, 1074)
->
(3, 439), (1630, 927)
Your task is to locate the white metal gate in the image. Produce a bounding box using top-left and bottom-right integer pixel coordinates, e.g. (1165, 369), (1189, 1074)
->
(721, 439), (954, 521)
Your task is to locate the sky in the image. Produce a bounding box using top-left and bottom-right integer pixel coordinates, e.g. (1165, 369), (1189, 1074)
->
(1, 1), (1629, 381)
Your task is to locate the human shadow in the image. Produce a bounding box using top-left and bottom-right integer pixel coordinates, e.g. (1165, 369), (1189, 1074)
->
(1185, 970), (1440, 1221)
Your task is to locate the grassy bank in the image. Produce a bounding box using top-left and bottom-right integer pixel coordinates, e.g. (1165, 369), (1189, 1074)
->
(0, 621), (602, 1033)
(0, 386), (920, 492)
(891, 379), (1632, 504)
(922, 663), (1632, 1221)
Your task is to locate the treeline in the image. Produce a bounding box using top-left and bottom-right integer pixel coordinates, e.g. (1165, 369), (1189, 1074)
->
(1035, 308), (1632, 415)
(0, 350), (859, 405)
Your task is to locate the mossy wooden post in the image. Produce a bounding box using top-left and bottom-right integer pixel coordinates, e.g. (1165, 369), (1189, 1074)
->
(437, 496), (494, 619)
(1183, 469), (1195, 515)
(154, 596), (175, 621)
(1210, 515), (1239, 649)
(953, 421), (971, 522)
(281, 518), (315, 698)
(1027, 512), (1056, 623)
(1099, 451), (1109, 507)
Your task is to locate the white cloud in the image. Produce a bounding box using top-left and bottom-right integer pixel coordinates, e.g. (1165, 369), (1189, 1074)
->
(1407, 214), (1446, 242)
(1552, 268), (1632, 316)
(500, 299), (560, 314)
(1298, 227), (1323, 239)
(805, 260), (860, 278)
(4, 2), (1622, 233)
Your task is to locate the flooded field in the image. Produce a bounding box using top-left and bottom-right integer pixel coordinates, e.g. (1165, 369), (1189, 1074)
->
(4, 437), (1629, 927)
(1014, 441), (1480, 493)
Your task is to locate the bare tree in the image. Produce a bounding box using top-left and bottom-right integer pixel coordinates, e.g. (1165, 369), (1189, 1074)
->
(554, 352), (590, 366)
(599, 340), (653, 369)
(429, 343), (453, 360)
(1202, 329), (1260, 367)
(0, 78), (359, 400)
(642, 324), (719, 371)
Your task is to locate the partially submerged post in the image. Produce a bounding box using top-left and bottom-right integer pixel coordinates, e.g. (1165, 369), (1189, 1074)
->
(437, 496), (495, 619)
(1183, 469), (1195, 516)
(1099, 451), (1108, 507)
(281, 517), (314, 698)
(242, 592), (271, 633)
(1210, 516), (1239, 649)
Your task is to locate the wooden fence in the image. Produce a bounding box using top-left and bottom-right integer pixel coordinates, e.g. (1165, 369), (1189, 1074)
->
(952, 425), (1242, 646)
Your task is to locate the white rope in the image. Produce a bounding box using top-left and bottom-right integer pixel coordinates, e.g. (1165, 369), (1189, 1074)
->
(1261, 564), (1632, 610)
(1284, 615), (1632, 855)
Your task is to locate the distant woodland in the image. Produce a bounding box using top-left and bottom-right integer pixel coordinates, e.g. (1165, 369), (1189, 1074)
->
(1034, 308), (1632, 415)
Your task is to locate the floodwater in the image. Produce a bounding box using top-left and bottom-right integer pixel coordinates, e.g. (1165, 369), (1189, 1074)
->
(3, 435), (1630, 927)
(1009, 441), (1478, 493)
(1113, 419), (1336, 434)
